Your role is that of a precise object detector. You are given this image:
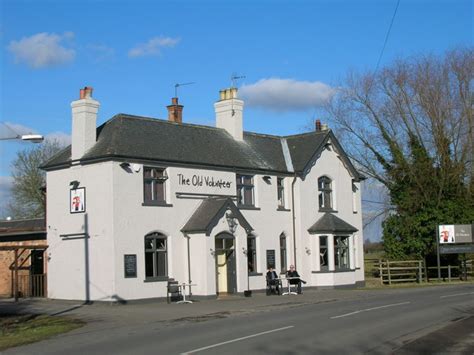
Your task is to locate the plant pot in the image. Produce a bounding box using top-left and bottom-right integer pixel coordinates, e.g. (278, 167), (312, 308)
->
(244, 290), (252, 297)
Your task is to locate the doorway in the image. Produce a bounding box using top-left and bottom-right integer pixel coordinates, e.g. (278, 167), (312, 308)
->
(215, 233), (236, 295)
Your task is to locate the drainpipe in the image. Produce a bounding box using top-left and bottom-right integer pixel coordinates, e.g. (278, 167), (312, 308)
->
(185, 233), (192, 296)
(291, 175), (298, 269)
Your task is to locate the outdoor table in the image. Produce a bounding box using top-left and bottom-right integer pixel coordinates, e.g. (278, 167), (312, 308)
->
(177, 283), (196, 304)
(282, 277), (299, 295)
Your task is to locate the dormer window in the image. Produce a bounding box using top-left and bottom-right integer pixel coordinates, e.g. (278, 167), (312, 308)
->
(318, 176), (332, 210)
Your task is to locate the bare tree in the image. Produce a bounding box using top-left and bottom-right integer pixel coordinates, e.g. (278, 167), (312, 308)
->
(324, 47), (473, 258)
(8, 140), (65, 218)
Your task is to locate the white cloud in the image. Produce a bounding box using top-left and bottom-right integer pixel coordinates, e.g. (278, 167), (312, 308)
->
(240, 78), (335, 112)
(128, 36), (180, 58)
(8, 32), (75, 69)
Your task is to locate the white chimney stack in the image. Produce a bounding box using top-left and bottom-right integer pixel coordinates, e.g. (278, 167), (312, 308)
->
(214, 87), (244, 141)
(71, 87), (100, 160)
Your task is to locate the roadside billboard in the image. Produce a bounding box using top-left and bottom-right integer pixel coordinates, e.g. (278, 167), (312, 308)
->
(439, 224), (473, 244)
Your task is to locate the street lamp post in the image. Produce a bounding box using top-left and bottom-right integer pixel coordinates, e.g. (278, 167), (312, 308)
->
(0, 134), (44, 143)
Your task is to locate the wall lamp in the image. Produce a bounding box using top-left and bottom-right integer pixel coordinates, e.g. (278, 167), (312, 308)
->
(305, 247), (312, 255)
(210, 248), (215, 256)
(120, 162), (141, 172)
(242, 247), (248, 256)
(225, 211), (238, 234)
(69, 180), (80, 189)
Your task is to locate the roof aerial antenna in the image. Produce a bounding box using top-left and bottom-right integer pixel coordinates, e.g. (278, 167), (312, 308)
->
(230, 73), (246, 88)
(174, 82), (195, 98)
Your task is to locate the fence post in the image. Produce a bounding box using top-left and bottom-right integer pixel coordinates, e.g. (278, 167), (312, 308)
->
(379, 259), (383, 285)
(387, 260), (391, 285)
(448, 265), (451, 282)
(418, 261), (422, 283)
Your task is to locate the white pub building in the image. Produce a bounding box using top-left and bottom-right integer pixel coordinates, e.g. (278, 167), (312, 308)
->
(42, 86), (365, 301)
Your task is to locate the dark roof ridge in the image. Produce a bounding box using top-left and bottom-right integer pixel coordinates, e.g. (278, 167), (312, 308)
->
(243, 131), (283, 139)
(284, 130), (329, 139)
(113, 113), (229, 133)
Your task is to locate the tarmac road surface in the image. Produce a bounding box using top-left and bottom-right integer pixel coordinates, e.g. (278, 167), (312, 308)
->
(2, 284), (474, 354)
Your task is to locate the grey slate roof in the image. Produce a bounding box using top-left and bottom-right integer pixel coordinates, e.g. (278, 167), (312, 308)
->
(307, 213), (358, 234)
(0, 218), (46, 242)
(181, 198), (253, 236)
(42, 113), (362, 180)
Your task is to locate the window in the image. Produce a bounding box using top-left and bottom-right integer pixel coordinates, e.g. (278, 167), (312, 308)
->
(352, 181), (358, 213)
(247, 235), (257, 273)
(144, 167), (167, 204)
(277, 177), (285, 208)
(237, 175), (254, 207)
(280, 234), (287, 273)
(319, 236), (328, 270)
(145, 233), (168, 279)
(334, 236), (350, 270)
(318, 176), (332, 210)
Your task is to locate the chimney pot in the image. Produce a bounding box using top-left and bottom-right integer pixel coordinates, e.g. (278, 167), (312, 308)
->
(80, 86), (93, 99)
(315, 119), (322, 131)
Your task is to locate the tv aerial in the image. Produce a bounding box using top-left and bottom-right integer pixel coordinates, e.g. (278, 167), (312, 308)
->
(174, 82), (195, 98)
(231, 73), (246, 88)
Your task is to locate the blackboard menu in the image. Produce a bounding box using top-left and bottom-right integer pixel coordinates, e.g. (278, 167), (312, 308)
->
(266, 250), (275, 269)
(124, 254), (137, 278)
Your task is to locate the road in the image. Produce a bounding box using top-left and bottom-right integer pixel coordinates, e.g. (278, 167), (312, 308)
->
(5, 284), (474, 355)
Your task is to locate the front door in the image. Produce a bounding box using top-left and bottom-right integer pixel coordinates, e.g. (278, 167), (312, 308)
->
(215, 234), (236, 295)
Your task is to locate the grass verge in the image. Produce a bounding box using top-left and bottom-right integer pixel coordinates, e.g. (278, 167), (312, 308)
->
(0, 314), (84, 351)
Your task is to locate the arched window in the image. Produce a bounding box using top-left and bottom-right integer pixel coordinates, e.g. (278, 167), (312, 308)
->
(280, 234), (287, 273)
(144, 232), (168, 279)
(247, 234), (257, 273)
(318, 176), (332, 210)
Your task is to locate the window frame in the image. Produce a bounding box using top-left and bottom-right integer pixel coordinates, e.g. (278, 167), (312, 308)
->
(277, 177), (285, 209)
(247, 234), (258, 274)
(279, 234), (287, 274)
(334, 235), (350, 270)
(318, 176), (333, 211)
(237, 174), (255, 207)
(144, 232), (168, 281)
(319, 235), (329, 271)
(143, 167), (168, 206)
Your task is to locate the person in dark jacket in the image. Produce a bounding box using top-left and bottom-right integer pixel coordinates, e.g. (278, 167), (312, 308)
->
(266, 267), (280, 295)
(286, 265), (306, 294)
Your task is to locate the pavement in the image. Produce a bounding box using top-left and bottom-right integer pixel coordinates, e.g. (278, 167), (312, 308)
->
(1, 288), (363, 332)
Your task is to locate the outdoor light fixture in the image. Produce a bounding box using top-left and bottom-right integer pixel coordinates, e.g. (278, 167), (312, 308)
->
(210, 248), (215, 256)
(305, 247), (311, 255)
(262, 176), (271, 184)
(69, 180), (80, 189)
(225, 211), (238, 234)
(0, 134), (44, 143)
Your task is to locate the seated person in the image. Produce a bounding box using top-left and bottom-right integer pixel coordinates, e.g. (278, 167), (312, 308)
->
(266, 267), (281, 295)
(286, 265), (306, 294)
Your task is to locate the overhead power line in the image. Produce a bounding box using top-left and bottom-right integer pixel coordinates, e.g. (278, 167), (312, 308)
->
(374, 0), (401, 73)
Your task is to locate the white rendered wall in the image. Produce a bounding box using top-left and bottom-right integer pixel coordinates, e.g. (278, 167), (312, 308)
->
(47, 162), (115, 301)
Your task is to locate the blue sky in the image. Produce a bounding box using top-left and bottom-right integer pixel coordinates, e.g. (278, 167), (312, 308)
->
(0, 0), (472, 237)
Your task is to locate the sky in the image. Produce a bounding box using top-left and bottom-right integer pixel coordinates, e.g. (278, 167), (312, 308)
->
(0, 0), (472, 238)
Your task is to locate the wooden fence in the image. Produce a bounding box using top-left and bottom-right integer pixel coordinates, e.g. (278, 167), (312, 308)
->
(378, 259), (473, 285)
(379, 260), (425, 285)
(17, 274), (47, 297)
